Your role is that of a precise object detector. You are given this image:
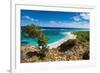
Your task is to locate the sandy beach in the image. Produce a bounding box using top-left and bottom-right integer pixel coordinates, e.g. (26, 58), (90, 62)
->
(21, 31), (89, 63)
(48, 32), (76, 49)
(21, 32), (76, 50)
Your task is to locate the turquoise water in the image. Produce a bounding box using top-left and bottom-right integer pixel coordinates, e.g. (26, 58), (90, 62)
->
(21, 28), (89, 46)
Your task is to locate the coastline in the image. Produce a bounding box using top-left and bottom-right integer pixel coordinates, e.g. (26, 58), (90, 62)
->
(48, 32), (76, 49)
(21, 32), (76, 49)
(21, 31), (89, 63)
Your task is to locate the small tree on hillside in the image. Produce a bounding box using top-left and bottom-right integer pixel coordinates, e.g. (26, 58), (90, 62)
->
(38, 33), (48, 49)
(23, 24), (48, 49)
(23, 24), (42, 38)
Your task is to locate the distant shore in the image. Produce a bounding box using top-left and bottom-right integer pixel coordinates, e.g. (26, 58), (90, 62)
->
(21, 26), (89, 29)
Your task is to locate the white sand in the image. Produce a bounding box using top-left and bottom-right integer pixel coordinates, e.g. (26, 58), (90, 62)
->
(48, 32), (76, 49)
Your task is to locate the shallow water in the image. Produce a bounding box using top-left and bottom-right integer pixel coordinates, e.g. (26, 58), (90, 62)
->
(21, 28), (89, 46)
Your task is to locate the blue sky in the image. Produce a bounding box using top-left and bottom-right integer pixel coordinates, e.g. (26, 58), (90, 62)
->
(21, 10), (90, 28)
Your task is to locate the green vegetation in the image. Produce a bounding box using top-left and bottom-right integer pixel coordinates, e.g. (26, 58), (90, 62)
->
(58, 31), (89, 52)
(31, 56), (41, 62)
(82, 50), (89, 60)
(23, 24), (42, 38)
(72, 31), (89, 42)
(21, 24), (90, 62)
(38, 33), (48, 49)
(23, 24), (48, 49)
(38, 49), (48, 56)
(26, 51), (38, 58)
(22, 24), (49, 62)
(25, 49), (47, 62)
(58, 39), (76, 52)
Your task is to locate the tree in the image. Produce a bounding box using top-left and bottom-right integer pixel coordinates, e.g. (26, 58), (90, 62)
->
(23, 24), (48, 49)
(38, 33), (48, 49)
(23, 24), (42, 38)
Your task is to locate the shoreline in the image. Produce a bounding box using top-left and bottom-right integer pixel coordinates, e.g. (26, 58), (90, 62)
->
(21, 32), (76, 49)
(21, 31), (89, 63)
(48, 32), (76, 49)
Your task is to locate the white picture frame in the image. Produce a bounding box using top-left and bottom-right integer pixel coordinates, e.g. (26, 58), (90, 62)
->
(11, 1), (95, 73)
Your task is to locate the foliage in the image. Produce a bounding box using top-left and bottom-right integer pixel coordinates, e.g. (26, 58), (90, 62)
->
(83, 50), (89, 60)
(72, 31), (89, 42)
(37, 33), (48, 49)
(23, 24), (48, 49)
(31, 56), (41, 62)
(26, 50), (47, 61)
(58, 39), (76, 52)
(26, 51), (38, 58)
(38, 49), (48, 56)
(23, 24), (42, 38)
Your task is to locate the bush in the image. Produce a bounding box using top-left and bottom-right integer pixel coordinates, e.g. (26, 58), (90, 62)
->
(23, 24), (42, 38)
(36, 53), (46, 60)
(31, 56), (41, 62)
(23, 24), (48, 49)
(39, 49), (48, 55)
(26, 49), (48, 61)
(83, 50), (89, 60)
(58, 39), (76, 52)
(72, 31), (89, 42)
(26, 51), (38, 58)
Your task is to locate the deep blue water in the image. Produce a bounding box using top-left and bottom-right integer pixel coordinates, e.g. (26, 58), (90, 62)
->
(21, 28), (89, 46)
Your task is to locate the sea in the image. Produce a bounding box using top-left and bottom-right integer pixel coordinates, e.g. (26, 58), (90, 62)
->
(21, 27), (89, 46)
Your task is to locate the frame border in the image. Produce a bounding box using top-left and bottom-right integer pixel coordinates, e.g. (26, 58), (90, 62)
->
(11, 3), (95, 73)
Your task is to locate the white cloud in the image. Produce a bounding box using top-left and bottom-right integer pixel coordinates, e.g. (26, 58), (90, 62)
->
(80, 13), (90, 20)
(49, 21), (56, 24)
(72, 13), (90, 22)
(23, 16), (29, 19)
(42, 20), (89, 28)
(72, 16), (81, 22)
(23, 15), (38, 22)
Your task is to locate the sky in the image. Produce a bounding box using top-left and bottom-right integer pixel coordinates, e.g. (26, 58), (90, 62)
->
(21, 9), (90, 28)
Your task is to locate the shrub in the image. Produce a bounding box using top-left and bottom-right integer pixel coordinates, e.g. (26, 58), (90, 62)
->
(26, 51), (38, 58)
(72, 31), (89, 42)
(38, 33), (48, 49)
(36, 53), (46, 60)
(23, 24), (48, 49)
(31, 56), (41, 62)
(39, 49), (48, 55)
(58, 39), (76, 52)
(23, 24), (42, 38)
(83, 50), (89, 60)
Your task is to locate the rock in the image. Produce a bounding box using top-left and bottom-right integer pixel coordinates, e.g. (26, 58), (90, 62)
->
(58, 39), (76, 52)
(26, 51), (38, 58)
(83, 50), (89, 60)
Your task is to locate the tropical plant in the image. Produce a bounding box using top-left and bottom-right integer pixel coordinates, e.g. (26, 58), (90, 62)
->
(23, 24), (48, 49)
(23, 24), (42, 38)
(72, 31), (89, 42)
(38, 33), (48, 49)
(31, 56), (41, 62)
(82, 50), (89, 60)
(38, 49), (48, 56)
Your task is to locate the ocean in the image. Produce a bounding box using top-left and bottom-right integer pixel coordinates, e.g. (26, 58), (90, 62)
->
(21, 28), (89, 46)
